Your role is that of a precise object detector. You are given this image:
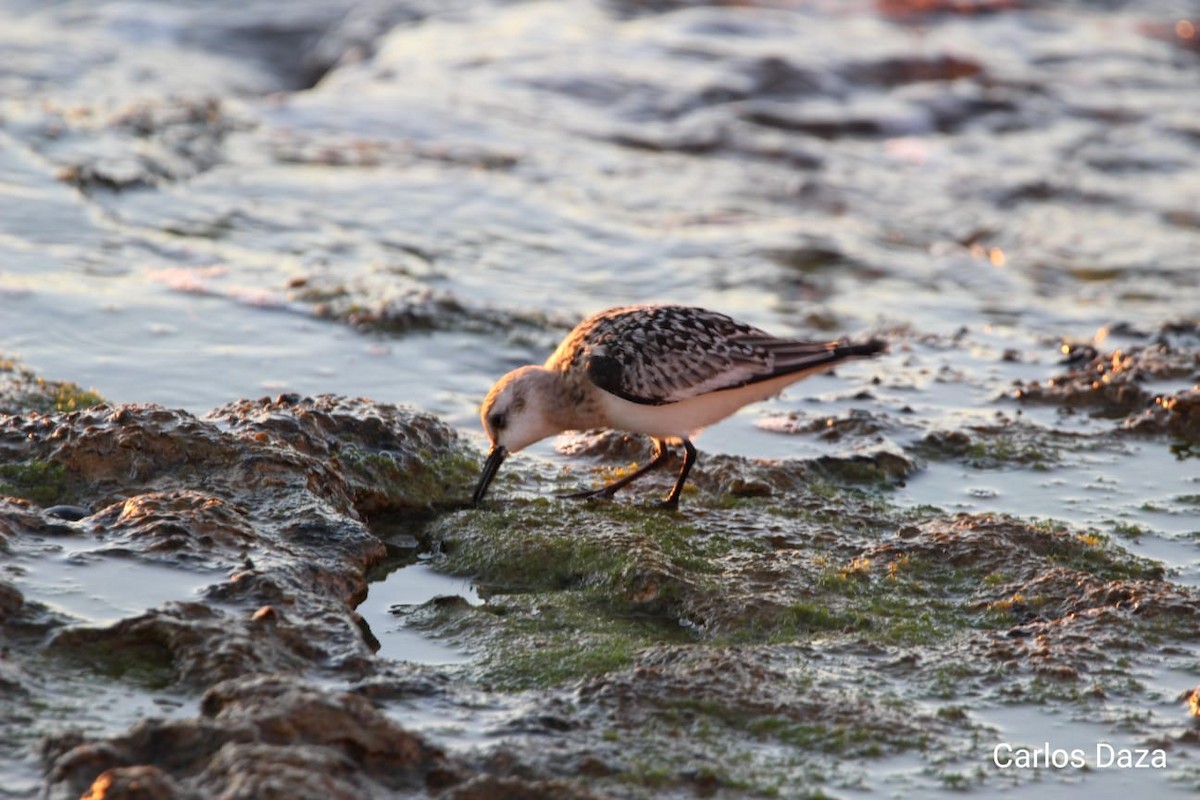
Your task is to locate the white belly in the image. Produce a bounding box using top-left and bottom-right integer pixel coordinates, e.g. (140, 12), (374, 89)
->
(596, 370), (825, 439)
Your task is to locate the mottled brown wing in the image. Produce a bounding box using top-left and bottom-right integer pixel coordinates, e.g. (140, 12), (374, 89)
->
(560, 305), (874, 405)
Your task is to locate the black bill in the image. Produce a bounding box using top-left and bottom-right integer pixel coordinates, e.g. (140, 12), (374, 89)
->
(472, 445), (507, 505)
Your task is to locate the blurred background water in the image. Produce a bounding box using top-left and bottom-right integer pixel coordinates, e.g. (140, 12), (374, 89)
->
(3, 0), (1196, 420)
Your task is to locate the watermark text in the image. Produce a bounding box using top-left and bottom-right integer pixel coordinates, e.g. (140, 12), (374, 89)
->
(992, 742), (1167, 770)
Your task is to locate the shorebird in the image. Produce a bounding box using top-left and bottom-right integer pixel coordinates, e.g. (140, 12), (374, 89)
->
(472, 304), (885, 508)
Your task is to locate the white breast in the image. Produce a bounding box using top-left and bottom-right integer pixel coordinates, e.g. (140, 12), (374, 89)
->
(596, 371), (821, 439)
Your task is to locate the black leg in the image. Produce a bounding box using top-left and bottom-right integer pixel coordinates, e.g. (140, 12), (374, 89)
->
(562, 437), (671, 500)
(660, 438), (696, 509)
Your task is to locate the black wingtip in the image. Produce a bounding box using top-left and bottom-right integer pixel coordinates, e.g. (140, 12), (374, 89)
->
(835, 338), (887, 359)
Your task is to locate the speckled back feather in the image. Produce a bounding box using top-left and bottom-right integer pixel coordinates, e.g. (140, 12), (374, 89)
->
(545, 304), (876, 405)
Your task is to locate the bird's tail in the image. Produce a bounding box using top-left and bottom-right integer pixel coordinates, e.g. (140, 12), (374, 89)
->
(832, 339), (887, 359)
(752, 336), (887, 384)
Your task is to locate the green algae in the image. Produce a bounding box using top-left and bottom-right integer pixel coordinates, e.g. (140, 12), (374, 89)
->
(915, 428), (1062, 469)
(439, 501), (740, 599)
(45, 383), (106, 413)
(0, 359), (105, 415)
(756, 554), (986, 648)
(433, 487), (1180, 678)
(1031, 522), (1165, 581)
(418, 477), (1200, 792)
(746, 717), (921, 757)
(415, 591), (688, 691)
(0, 460), (72, 506)
(438, 502), (638, 595)
(341, 446), (477, 510)
(424, 501), (721, 689)
(52, 632), (176, 690)
(590, 665), (945, 799)
(263, 398), (1200, 797)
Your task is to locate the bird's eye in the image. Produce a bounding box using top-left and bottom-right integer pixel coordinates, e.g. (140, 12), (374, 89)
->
(488, 412), (507, 431)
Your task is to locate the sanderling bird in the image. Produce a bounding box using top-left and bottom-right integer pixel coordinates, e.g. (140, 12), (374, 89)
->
(473, 304), (885, 508)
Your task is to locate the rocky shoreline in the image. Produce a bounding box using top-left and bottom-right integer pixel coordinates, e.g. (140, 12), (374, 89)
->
(3, 341), (1199, 798)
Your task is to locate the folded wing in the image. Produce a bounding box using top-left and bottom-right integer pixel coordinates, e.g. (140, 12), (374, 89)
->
(568, 306), (883, 406)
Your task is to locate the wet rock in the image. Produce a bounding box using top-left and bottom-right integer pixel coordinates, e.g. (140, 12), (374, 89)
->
(48, 601), (329, 689)
(810, 449), (915, 483)
(205, 394), (476, 513)
(431, 495), (1200, 765)
(915, 423), (1065, 468)
(0, 498), (37, 550)
(554, 430), (656, 463)
(579, 644), (932, 747)
(0, 397), (484, 691)
(1013, 320), (1200, 438)
(10, 387), (1198, 798)
(78, 766), (183, 800)
(841, 54), (984, 88)
(0, 581), (23, 623)
(348, 666), (453, 702)
(303, 286), (562, 340)
(0, 402), (388, 613)
(87, 491), (258, 556)
(42, 505), (91, 521)
(0, 404), (348, 512)
(1125, 387), (1200, 440)
(2, 395), (472, 518)
(42, 98), (249, 192)
(919, 428), (973, 457)
(0, 393), (486, 795)
(0, 497), (80, 543)
(435, 491), (905, 680)
(561, 644), (952, 796)
(44, 674), (454, 800)
(1183, 686), (1200, 717)
(986, 563), (1195, 626)
(552, 430), (911, 505)
(855, 514), (1200, 691)
(697, 446), (913, 499)
(866, 515), (1163, 585)
(758, 407), (889, 439)
(740, 102), (884, 140)
(44, 668), (604, 798)
(270, 130), (521, 171)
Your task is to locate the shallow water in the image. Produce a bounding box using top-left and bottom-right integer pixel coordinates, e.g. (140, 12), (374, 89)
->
(3, 282), (490, 423)
(0, 681), (194, 800)
(10, 550), (214, 626)
(359, 559), (480, 665)
(975, 703), (1198, 799)
(899, 446), (1200, 581)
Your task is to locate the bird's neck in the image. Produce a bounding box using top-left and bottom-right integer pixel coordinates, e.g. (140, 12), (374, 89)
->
(547, 370), (608, 432)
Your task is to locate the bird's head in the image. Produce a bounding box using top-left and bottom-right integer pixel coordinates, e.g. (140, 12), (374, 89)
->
(472, 365), (562, 504)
